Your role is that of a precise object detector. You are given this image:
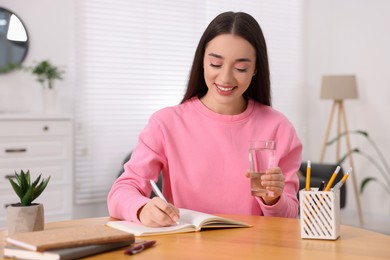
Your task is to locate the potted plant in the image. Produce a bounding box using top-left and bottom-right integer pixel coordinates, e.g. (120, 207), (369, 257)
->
(23, 60), (65, 112)
(26, 60), (65, 90)
(327, 130), (390, 197)
(7, 170), (50, 235)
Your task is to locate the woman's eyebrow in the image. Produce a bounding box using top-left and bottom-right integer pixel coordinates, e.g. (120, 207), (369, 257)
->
(208, 53), (223, 59)
(236, 58), (252, 62)
(208, 53), (252, 62)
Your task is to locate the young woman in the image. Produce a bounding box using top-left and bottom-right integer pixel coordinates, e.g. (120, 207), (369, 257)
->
(108, 11), (302, 227)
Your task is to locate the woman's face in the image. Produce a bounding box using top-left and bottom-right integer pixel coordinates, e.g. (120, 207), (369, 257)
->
(202, 34), (256, 114)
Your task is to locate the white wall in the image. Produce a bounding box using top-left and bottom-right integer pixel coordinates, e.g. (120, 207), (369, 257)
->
(305, 0), (390, 223)
(0, 0), (74, 114)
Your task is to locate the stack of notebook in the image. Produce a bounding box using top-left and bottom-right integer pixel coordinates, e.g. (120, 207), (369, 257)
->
(4, 225), (135, 260)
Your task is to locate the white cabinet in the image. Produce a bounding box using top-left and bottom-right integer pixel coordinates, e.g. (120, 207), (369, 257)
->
(0, 115), (73, 228)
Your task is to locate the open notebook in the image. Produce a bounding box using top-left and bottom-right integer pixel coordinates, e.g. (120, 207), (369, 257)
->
(106, 208), (251, 236)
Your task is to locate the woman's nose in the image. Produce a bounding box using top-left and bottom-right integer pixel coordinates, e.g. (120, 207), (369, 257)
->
(218, 66), (234, 85)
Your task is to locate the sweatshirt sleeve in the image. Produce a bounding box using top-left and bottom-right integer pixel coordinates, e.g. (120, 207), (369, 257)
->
(258, 120), (302, 218)
(107, 115), (166, 222)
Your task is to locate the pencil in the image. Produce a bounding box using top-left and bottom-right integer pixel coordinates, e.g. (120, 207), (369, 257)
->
(324, 166), (341, 191)
(305, 160), (311, 191)
(338, 167), (352, 188)
(341, 168), (351, 185)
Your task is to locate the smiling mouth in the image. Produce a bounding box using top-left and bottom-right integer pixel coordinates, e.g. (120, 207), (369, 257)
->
(215, 84), (235, 93)
(217, 86), (234, 91)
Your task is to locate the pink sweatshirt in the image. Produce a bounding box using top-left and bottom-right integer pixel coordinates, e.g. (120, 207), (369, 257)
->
(108, 97), (302, 221)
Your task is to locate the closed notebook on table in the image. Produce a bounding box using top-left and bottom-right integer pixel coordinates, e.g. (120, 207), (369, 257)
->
(5, 225), (135, 252)
(4, 241), (132, 260)
(106, 208), (251, 236)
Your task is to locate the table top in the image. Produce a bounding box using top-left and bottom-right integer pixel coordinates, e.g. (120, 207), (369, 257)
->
(1, 215), (390, 259)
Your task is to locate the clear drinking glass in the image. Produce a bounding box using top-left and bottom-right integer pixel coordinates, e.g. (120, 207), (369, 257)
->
(249, 140), (276, 196)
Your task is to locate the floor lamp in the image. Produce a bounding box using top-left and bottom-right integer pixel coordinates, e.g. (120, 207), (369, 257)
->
(319, 75), (364, 226)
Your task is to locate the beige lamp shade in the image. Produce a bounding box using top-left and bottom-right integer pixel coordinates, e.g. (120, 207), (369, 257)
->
(320, 75), (358, 100)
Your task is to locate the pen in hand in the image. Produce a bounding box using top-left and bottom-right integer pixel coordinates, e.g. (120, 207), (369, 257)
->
(149, 179), (180, 224)
(150, 179), (167, 201)
(124, 240), (156, 255)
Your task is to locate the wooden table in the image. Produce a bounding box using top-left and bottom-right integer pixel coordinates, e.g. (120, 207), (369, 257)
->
(1, 215), (390, 259)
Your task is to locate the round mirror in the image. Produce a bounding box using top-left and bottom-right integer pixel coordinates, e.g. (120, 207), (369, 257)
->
(0, 7), (29, 73)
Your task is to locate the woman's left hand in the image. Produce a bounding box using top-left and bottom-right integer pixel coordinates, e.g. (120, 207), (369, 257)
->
(245, 166), (284, 205)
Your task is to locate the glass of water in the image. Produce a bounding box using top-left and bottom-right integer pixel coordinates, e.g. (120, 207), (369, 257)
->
(249, 140), (276, 196)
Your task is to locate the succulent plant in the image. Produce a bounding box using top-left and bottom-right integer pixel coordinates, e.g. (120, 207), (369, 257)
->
(8, 170), (51, 206)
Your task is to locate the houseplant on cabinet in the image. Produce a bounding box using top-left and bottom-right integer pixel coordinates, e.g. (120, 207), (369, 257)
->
(27, 60), (64, 90)
(7, 170), (50, 235)
(24, 60), (65, 113)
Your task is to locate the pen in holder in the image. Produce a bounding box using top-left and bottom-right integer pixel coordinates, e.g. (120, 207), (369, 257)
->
(299, 188), (340, 240)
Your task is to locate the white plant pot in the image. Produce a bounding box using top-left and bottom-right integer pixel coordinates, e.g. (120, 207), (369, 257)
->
(7, 203), (45, 235)
(42, 88), (58, 113)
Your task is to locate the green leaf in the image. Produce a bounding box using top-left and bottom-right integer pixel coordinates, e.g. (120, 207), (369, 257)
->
(20, 170), (30, 194)
(8, 178), (23, 201)
(326, 129), (369, 146)
(31, 174), (42, 189)
(360, 177), (377, 194)
(337, 148), (360, 164)
(21, 186), (33, 206)
(31, 176), (50, 203)
(14, 171), (22, 186)
(356, 130), (369, 137)
(0, 63), (19, 73)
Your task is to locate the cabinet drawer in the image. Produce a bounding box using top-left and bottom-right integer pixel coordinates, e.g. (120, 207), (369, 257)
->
(0, 163), (72, 191)
(0, 138), (70, 160)
(0, 120), (71, 137)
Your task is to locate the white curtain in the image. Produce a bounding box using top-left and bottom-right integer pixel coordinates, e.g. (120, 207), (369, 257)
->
(74, 0), (304, 204)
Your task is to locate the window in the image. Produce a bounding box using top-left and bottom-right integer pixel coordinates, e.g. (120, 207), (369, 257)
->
(74, 0), (304, 204)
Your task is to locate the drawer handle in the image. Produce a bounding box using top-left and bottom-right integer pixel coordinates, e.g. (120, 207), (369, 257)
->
(5, 148), (27, 153)
(5, 175), (16, 179)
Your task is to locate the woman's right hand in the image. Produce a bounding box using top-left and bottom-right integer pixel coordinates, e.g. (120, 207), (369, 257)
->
(138, 197), (180, 227)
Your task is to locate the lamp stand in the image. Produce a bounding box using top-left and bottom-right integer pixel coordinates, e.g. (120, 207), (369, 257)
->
(319, 100), (364, 226)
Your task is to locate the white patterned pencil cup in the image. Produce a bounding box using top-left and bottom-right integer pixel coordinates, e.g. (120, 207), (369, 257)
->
(299, 189), (340, 240)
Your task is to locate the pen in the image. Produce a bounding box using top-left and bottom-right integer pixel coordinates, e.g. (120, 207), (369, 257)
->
(124, 240), (156, 255)
(149, 179), (180, 224)
(324, 166), (341, 191)
(318, 180), (326, 191)
(305, 160), (311, 191)
(150, 179), (167, 202)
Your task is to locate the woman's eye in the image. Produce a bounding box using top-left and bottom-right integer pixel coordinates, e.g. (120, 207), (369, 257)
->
(236, 68), (247, 72)
(210, 63), (221, 68)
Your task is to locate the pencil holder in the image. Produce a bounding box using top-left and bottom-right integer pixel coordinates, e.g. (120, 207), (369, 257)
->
(299, 189), (340, 240)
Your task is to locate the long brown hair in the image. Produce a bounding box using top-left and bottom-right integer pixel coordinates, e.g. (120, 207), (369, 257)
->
(181, 11), (271, 106)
